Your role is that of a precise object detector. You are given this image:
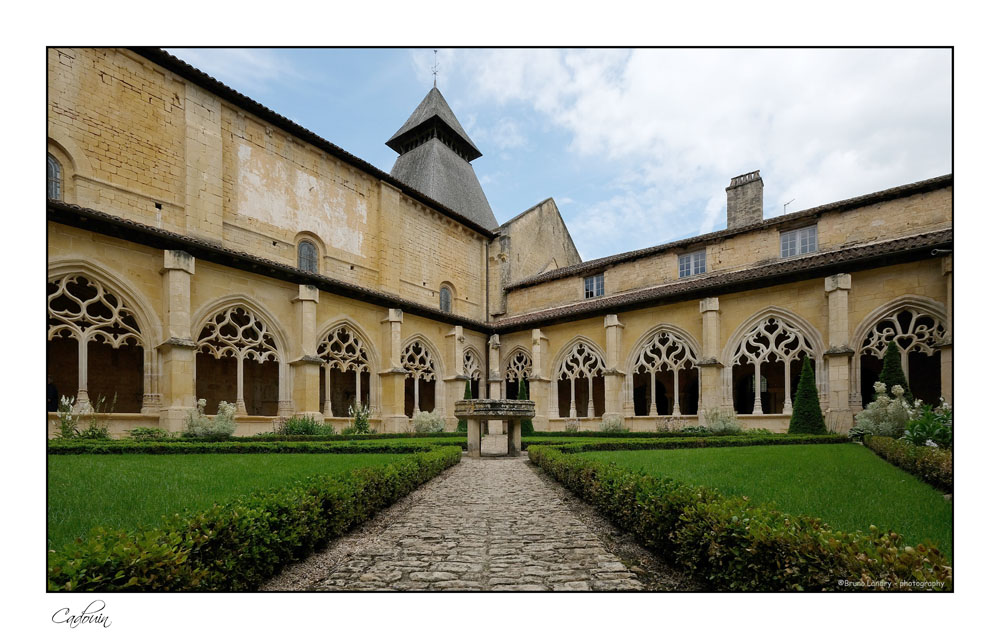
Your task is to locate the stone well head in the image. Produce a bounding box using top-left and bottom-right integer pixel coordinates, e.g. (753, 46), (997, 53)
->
(453, 398), (535, 419)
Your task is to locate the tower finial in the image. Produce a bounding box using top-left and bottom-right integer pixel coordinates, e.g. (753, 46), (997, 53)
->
(432, 49), (439, 88)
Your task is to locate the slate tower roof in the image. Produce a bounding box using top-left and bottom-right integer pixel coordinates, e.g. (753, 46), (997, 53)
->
(387, 87), (499, 230)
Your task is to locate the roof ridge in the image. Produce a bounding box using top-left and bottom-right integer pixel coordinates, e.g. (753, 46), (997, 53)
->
(506, 173), (953, 291)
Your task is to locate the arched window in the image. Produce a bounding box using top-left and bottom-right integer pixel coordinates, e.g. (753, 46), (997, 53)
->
(631, 330), (698, 417)
(297, 241), (318, 273)
(439, 284), (453, 313)
(556, 341), (605, 418)
(731, 316), (816, 415)
(47, 274), (145, 412)
(47, 153), (62, 200)
(505, 350), (531, 400)
(463, 348), (484, 399)
(318, 325), (372, 416)
(196, 306), (279, 416)
(859, 307), (946, 405)
(403, 339), (437, 417)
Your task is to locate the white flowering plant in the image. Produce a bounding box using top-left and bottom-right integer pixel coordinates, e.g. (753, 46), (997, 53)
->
(412, 409), (445, 433)
(185, 399), (237, 440)
(849, 382), (915, 441)
(53, 395), (80, 439)
(600, 415), (628, 433)
(704, 407), (742, 435)
(343, 402), (373, 435)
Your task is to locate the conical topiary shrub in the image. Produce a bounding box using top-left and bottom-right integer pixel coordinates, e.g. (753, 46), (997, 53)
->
(788, 358), (826, 434)
(878, 341), (914, 403)
(517, 378), (534, 435)
(457, 379), (471, 433)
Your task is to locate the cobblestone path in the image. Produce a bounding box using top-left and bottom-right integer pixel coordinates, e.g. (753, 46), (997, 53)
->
(264, 455), (645, 592)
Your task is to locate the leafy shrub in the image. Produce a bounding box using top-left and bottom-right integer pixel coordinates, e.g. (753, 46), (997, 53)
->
(517, 378), (534, 435)
(53, 396), (80, 439)
(185, 399), (237, 441)
(703, 407), (742, 435)
(564, 419), (580, 433)
(129, 427), (173, 442)
(679, 425), (711, 435)
(274, 415), (333, 437)
(599, 415), (628, 433)
(342, 402), (373, 435)
(655, 417), (685, 433)
(849, 382), (914, 441)
(529, 445), (951, 591)
(902, 403), (952, 449)
(788, 358), (826, 434)
(412, 409), (445, 433)
(47, 446), (462, 591)
(864, 436), (953, 492)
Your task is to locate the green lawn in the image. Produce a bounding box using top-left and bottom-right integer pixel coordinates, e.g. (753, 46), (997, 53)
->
(579, 444), (953, 558)
(47, 453), (410, 550)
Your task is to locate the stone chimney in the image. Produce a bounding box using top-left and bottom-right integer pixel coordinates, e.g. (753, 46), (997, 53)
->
(726, 170), (763, 229)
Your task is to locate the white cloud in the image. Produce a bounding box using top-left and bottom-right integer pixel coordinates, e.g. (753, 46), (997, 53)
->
(166, 48), (306, 96)
(446, 48), (951, 258)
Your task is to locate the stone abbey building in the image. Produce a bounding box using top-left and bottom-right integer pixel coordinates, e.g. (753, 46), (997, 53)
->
(47, 48), (953, 435)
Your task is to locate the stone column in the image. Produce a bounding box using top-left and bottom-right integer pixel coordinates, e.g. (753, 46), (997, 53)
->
(467, 418), (481, 458)
(289, 285), (324, 421)
(603, 314), (625, 422)
(823, 274), (853, 433)
(158, 250), (198, 433)
(443, 326), (468, 431)
(487, 334), (503, 434)
(379, 309), (408, 432)
(508, 419), (522, 457)
(696, 297), (724, 425)
(940, 256), (953, 404)
(529, 329), (552, 431)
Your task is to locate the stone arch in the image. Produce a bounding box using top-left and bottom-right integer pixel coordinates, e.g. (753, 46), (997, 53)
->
(401, 334), (444, 417)
(462, 346), (485, 399)
(624, 324), (702, 417)
(722, 307), (825, 415)
(850, 295), (947, 405)
(316, 318), (380, 417)
(191, 295), (290, 417)
(502, 345), (532, 400)
(47, 259), (161, 413)
(550, 337), (607, 419)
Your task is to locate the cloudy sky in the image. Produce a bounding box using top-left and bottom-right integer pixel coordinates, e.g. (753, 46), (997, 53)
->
(168, 47), (952, 260)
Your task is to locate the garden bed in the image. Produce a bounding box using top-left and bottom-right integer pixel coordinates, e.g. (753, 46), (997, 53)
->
(47, 446), (461, 591)
(528, 443), (952, 591)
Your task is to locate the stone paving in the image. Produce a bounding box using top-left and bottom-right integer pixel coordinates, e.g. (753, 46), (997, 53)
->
(264, 455), (645, 592)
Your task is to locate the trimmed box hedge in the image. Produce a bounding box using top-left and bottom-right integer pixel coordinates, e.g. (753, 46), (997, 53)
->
(864, 436), (953, 492)
(528, 445), (951, 591)
(47, 446), (461, 591)
(542, 433), (848, 454)
(46, 440), (446, 455)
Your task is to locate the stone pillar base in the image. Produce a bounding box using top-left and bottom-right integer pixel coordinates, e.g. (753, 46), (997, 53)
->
(381, 414), (410, 433)
(159, 406), (192, 434)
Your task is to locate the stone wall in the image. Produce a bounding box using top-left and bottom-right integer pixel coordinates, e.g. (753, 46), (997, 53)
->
(47, 47), (489, 322)
(504, 186), (952, 316)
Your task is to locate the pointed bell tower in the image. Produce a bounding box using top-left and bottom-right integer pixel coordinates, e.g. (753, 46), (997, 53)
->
(386, 87), (498, 230)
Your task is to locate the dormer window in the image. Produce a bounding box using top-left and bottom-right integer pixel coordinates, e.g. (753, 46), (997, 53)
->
(584, 273), (605, 299)
(297, 240), (318, 273)
(678, 249), (706, 278)
(780, 225), (817, 258)
(47, 153), (62, 200)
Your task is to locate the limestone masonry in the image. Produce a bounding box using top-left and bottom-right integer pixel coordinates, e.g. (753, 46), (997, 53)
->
(47, 48), (953, 435)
